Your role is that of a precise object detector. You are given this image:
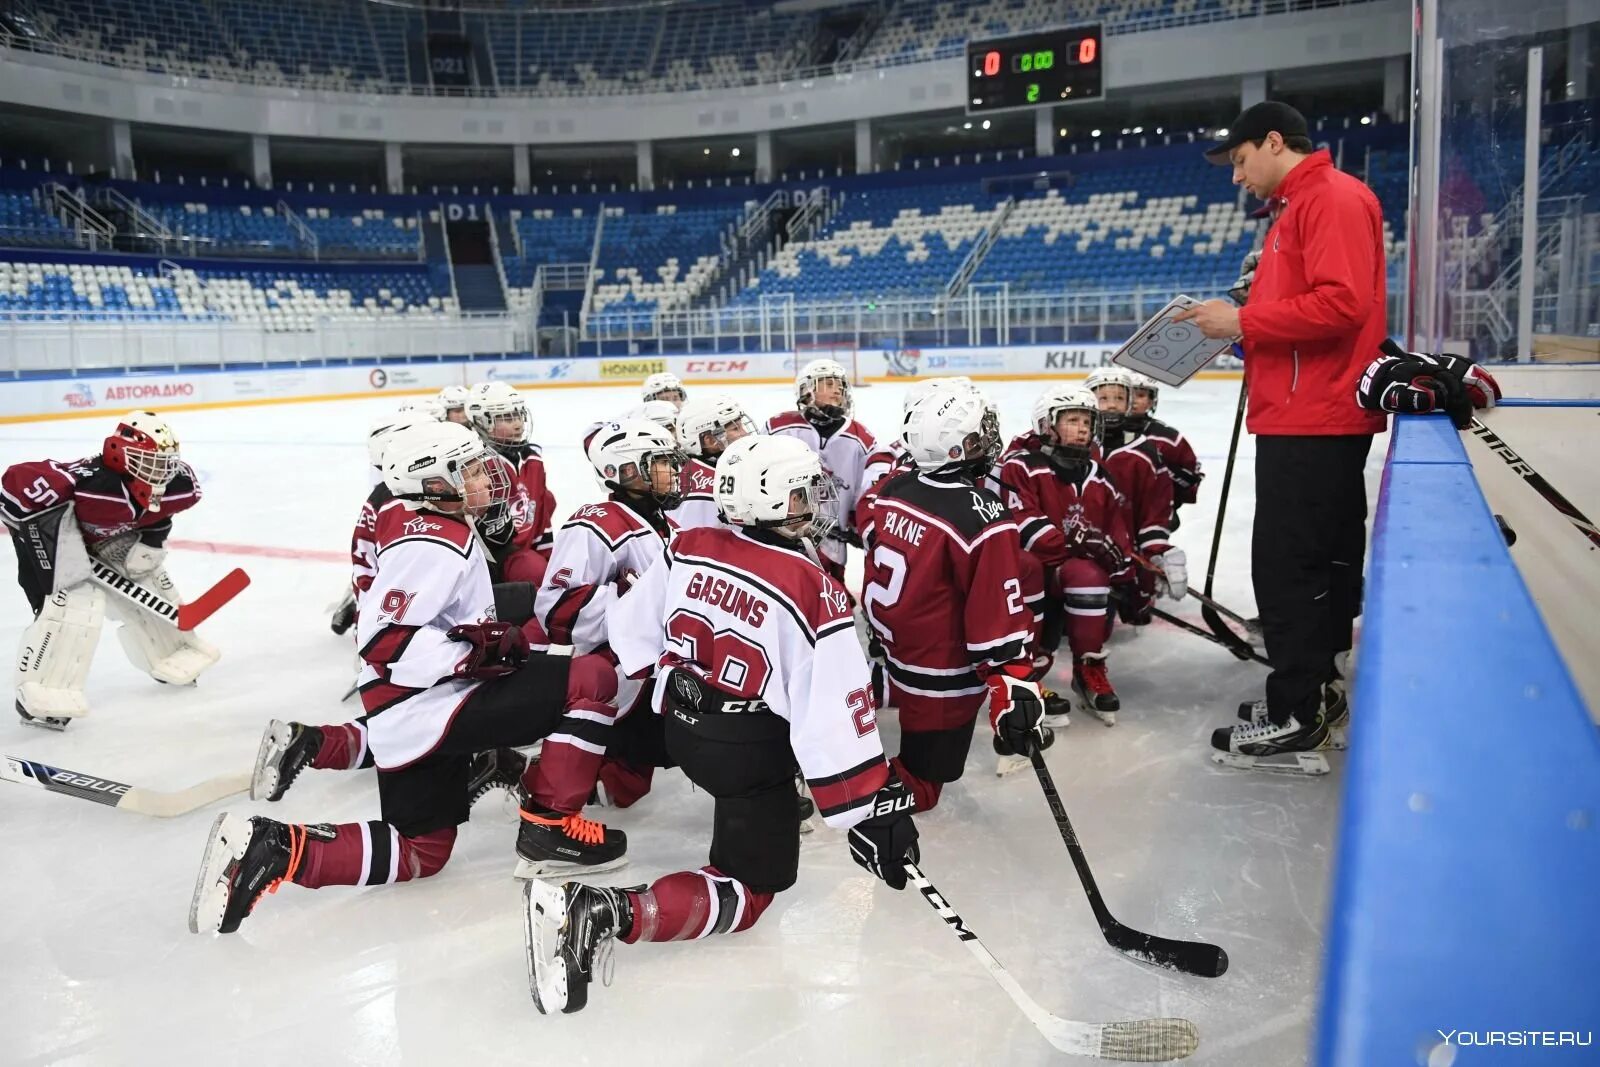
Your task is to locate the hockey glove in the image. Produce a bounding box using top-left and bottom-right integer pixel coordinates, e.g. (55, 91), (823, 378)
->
(1063, 520), (1127, 576)
(123, 543), (167, 578)
(1152, 547), (1188, 601)
(1168, 465), (1204, 495)
(447, 621), (530, 679)
(985, 671), (1048, 754)
(1116, 590), (1154, 626)
(847, 776), (920, 890)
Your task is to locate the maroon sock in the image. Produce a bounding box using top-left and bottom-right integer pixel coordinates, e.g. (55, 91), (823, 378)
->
(619, 866), (773, 944)
(889, 755), (943, 812)
(308, 721), (371, 770)
(292, 823), (456, 888)
(524, 652), (622, 812)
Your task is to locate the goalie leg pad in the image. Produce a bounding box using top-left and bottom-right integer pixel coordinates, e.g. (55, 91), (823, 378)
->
(15, 583), (105, 721)
(108, 570), (220, 685)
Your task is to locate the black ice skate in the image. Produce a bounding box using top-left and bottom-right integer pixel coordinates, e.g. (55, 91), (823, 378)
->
(188, 813), (303, 934)
(1071, 653), (1120, 726)
(1236, 685), (1349, 751)
(1040, 686), (1073, 729)
(329, 593), (357, 635)
(523, 880), (639, 1014)
(994, 727), (1055, 777)
(513, 805), (628, 880)
(1210, 712), (1330, 776)
(468, 746), (528, 807)
(250, 719), (323, 801)
(797, 774), (817, 835)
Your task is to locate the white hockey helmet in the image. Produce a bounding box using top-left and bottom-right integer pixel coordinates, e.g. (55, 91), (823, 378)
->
(796, 358), (852, 420)
(902, 386), (1001, 476)
(397, 396), (446, 422)
(466, 381), (530, 452)
(1125, 370), (1160, 417)
(900, 375), (974, 416)
(1084, 366), (1135, 428)
(436, 384), (471, 422)
(381, 420), (510, 518)
(102, 411), (181, 510)
(623, 399), (681, 437)
(676, 392), (755, 460)
(715, 433), (838, 542)
(367, 410), (427, 471)
(586, 417), (687, 509)
(641, 372), (686, 408)
(1034, 387), (1101, 462)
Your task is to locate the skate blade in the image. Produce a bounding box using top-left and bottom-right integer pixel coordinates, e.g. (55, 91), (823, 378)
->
(1085, 708), (1117, 727)
(188, 811), (251, 934)
(1210, 750), (1331, 776)
(522, 880), (570, 1014)
(996, 754), (1031, 777)
(513, 853), (629, 881)
(17, 711), (71, 731)
(249, 720), (290, 801)
(1042, 713), (1071, 729)
(1319, 726), (1349, 751)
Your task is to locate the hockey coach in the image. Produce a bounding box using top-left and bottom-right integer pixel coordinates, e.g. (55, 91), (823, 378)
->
(1175, 101), (1387, 759)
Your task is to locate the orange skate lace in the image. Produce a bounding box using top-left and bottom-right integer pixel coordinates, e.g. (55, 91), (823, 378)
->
(520, 808), (606, 845)
(261, 823), (306, 905)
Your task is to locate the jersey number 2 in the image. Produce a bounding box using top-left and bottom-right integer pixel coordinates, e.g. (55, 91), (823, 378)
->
(665, 609), (771, 700)
(863, 543), (907, 642)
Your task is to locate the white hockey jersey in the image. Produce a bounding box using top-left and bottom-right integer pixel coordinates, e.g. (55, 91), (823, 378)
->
(356, 499), (493, 769)
(669, 457), (722, 535)
(534, 498), (669, 653)
(609, 525), (890, 830)
(764, 410), (876, 569)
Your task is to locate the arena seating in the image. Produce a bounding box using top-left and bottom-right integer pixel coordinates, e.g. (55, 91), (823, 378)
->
(588, 204), (745, 314)
(0, 191), (78, 249)
(0, 260), (451, 323)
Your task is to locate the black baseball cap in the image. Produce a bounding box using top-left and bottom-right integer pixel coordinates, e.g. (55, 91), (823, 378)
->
(1204, 101), (1310, 164)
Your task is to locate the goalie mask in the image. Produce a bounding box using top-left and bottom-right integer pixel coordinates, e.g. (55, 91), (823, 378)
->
(103, 411), (182, 511)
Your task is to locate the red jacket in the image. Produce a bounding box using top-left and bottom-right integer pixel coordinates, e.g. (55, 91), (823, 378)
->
(1237, 151), (1389, 437)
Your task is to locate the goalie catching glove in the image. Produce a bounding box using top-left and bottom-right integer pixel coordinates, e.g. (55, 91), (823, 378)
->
(847, 776), (920, 890)
(448, 621), (528, 679)
(985, 669), (1048, 755)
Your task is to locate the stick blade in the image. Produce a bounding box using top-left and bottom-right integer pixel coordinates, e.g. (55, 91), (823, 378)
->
(1106, 921), (1230, 977)
(177, 568), (251, 631)
(1084, 1017), (1200, 1062)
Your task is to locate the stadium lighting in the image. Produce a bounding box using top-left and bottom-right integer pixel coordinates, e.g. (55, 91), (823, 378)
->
(1217, 128), (1229, 137)
(1360, 115), (1372, 125)
(1132, 126), (1143, 134)
(981, 119), (991, 130)
(1091, 128), (1101, 137)
(703, 148), (710, 155)
(1058, 127), (1066, 136)
(963, 121), (972, 129)
(731, 147), (741, 156)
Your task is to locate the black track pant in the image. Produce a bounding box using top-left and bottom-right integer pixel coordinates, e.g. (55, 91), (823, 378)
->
(1252, 434), (1374, 725)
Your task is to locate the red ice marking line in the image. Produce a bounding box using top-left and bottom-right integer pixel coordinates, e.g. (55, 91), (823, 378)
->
(168, 538), (348, 565)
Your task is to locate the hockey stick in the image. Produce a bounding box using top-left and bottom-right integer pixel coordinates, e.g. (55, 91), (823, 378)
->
(90, 560), (251, 631)
(1197, 361), (1257, 654)
(1127, 550), (1263, 661)
(1027, 744), (1230, 978)
(1150, 605), (1270, 667)
(904, 862), (1200, 1061)
(1, 755), (248, 817)
(1467, 417), (1600, 549)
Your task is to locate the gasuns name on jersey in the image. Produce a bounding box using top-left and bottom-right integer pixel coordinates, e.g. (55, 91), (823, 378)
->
(684, 571), (769, 626)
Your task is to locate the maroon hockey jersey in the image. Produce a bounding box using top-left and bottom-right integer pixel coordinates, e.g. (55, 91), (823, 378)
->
(1135, 418), (1201, 507)
(2, 455), (200, 549)
(495, 443), (557, 554)
(861, 471), (1034, 708)
(350, 481), (394, 602)
(1100, 438), (1174, 557)
(998, 449), (1132, 572)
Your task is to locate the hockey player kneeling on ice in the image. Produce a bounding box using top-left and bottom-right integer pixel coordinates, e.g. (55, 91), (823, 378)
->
(4, 411), (214, 730)
(641, 371), (687, 410)
(860, 382), (1055, 790)
(192, 423), (627, 937)
(670, 392), (756, 533)
(1123, 372), (1203, 530)
(765, 358), (876, 583)
(467, 382), (558, 586)
(1001, 388), (1138, 727)
(436, 384), (471, 426)
(523, 434), (923, 1014)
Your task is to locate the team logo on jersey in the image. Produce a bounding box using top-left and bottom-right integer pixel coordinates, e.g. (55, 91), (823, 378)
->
(819, 584), (850, 616)
(402, 516), (442, 536)
(969, 492), (1003, 523)
(689, 467), (714, 492)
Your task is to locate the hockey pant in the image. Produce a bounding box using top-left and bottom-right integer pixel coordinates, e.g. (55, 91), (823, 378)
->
(885, 684), (986, 813)
(287, 643), (620, 890)
(498, 547), (549, 587)
(1253, 434), (1373, 725)
(594, 676), (671, 807)
(616, 675), (796, 943)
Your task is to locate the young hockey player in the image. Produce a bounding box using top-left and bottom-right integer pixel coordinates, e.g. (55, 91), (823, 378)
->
(4, 411), (215, 729)
(641, 371), (687, 409)
(1084, 367), (1187, 631)
(1001, 388), (1136, 726)
(524, 434), (990, 1015)
(436, 385), (471, 425)
(193, 422), (629, 937)
(765, 358), (875, 581)
(862, 385), (1055, 794)
(467, 381), (557, 585)
(671, 392), (755, 533)
(1123, 371), (1203, 524)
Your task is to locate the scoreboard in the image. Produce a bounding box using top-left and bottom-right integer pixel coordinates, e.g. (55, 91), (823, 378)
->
(965, 26), (1104, 113)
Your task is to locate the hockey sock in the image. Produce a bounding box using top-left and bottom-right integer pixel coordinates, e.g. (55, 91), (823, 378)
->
(620, 867), (773, 944)
(888, 756), (943, 813)
(594, 758), (656, 808)
(525, 653), (621, 812)
(309, 720), (374, 770)
(291, 823), (457, 887)
(1058, 560), (1110, 656)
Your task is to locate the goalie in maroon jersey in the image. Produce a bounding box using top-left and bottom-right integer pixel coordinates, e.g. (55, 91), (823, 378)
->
(861, 382), (1056, 795)
(1001, 387), (1137, 725)
(3, 410), (215, 729)
(523, 433), (960, 1015)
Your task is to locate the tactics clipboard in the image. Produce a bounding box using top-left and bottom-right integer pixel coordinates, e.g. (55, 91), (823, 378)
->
(1110, 295), (1237, 387)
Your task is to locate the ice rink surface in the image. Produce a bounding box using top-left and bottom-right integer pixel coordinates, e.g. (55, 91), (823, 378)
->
(0, 377), (1385, 1066)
